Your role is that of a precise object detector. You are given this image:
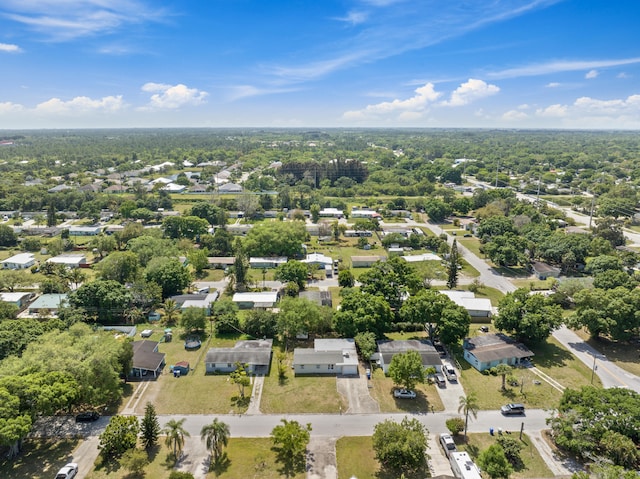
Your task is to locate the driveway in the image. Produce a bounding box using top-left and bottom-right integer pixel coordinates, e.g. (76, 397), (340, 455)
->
(336, 373), (379, 414)
(306, 436), (338, 479)
(427, 434), (453, 477)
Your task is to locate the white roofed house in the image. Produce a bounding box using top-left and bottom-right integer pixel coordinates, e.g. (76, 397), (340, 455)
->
(46, 254), (88, 269)
(1, 252), (36, 270)
(0, 291), (34, 311)
(441, 290), (493, 320)
(293, 338), (359, 376)
(69, 225), (102, 236)
(249, 257), (287, 269)
(232, 291), (279, 309)
(301, 253), (334, 269)
(319, 207), (344, 218)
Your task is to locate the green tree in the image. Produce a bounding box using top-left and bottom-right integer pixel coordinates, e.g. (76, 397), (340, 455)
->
(354, 331), (377, 360)
(243, 309), (278, 338)
(497, 435), (524, 469)
(243, 221), (306, 258)
(99, 415), (140, 459)
(372, 417), (428, 474)
(270, 419), (312, 477)
(119, 448), (149, 476)
(277, 297), (321, 346)
(91, 234), (117, 259)
(337, 269), (355, 288)
(160, 298), (181, 325)
(69, 279), (133, 323)
(359, 257), (422, 312)
(181, 307), (207, 333)
(333, 289), (393, 338)
(96, 251), (140, 284)
(445, 417), (465, 436)
(144, 257), (192, 298)
(200, 418), (230, 465)
(169, 472), (195, 479)
(446, 239), (460, 289)
(0, 224), (17, 247)
(310, 203), (320, 223)
(162, 418), (190, 462)
(388, 350), (425, 392)
(212, 298), (239, 335)
(230, 362), (251, 399)
(274, 260), (308, 290)
(458, 392), (479, 441)
(477, 444), (513, 479)
(492, 363), (513, 391)
(227, 240), (249, 292)
(495, 289), (563, 344)
(140, 402), (160, 450)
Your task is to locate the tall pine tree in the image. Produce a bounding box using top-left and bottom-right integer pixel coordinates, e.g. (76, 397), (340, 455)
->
(140, 402), (160, 450)
(446, 239), (460, 289)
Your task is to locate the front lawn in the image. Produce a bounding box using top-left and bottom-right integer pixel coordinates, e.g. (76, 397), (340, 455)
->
(457, 433), (554, 479)
(260, 348), (347, 414)
(367, 366), (444, 413)
(573, 328), (640, 377)
(0, 439), (79, 479)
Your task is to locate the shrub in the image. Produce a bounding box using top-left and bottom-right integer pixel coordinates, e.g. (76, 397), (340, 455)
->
(446, 417), (465, 436)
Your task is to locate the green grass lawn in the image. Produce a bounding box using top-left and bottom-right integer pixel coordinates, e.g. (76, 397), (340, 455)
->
(573, 328), (640, 377)
(0, 439), (79, 479)
(457, 433), (554, 479)
(336, 436), (430, 479)
(260, 345), (347, 414)
(367, 366), (444, 413)
(88, 443), (176, 479)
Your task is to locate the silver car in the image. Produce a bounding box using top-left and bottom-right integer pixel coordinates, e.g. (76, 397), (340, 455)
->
(393, 389), (417, 399)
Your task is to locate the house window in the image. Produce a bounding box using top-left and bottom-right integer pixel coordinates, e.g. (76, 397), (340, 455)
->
(328, 364), (334, 370)
(316, 365), (320, 369)
(300, 365), (304, 370)
(227, 363), (232, 368)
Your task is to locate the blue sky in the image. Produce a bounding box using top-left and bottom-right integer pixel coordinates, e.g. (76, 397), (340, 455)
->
(1, 0), (640, 129)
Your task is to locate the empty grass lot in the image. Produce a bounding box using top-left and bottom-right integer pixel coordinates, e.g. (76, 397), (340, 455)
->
(336, 436), (430, 479)
(260, 345), (347, 414)
(0, 439), (79, 479)
(457, 433), (554, 479)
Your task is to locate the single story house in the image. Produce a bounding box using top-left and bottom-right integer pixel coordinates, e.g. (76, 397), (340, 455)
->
(131, 340), (165, 379)
(232, 291), (279, 309)
(374, 340), (443, 374)
(350, 208), (381, 219)
(531, 261), (561, 280)
(319, 207), (344, 218)
(344, 230), (373, 237)
(351, 255), (386, 268)
(69, 225), (102, 236)
(2, 252), (36, 270)
(27, 293), (68, 316)
(205, 338), (273, 374)
(218, 183), (243, 193)
(301, 253), (334, 269)
(161, 183), (187, 193)
(180, 292), (219, 314)
(207, 257), (235, 269)
(293, 338), (358, 376)
(227, 224), (252, 236)
(440, 290), (493, 320)
(0, 291), (34, 310)
(46, 254), (88, 268)
(463, 333), (534, 372)
(298, 290), (332, 307)
(401, 253), (441, 262)
(249, 257), (287, 269)
(387, 246), (404, 257)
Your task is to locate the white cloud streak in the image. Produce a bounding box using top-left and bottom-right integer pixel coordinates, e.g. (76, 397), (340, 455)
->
(488, 57), (640, 79)
(343, 82), (441, 120)
(585, 69), (598, 79)
(0, 43), (21, 52)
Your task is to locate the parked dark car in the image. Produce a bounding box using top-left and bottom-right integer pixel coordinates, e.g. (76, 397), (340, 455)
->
(75, 411), (99, 422)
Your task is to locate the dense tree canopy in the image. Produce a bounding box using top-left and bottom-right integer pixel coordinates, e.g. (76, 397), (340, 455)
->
(372, 417), (428, 474)
(243, 221), (307, 258)
(495, 288), (562, 344)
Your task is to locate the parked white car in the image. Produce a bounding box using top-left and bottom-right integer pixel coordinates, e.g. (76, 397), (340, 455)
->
(393, 389), (417, 399)
(55, 463), (78, 479)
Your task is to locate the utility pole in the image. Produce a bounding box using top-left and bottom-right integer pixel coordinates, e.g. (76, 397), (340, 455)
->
(588, 193), (596, 230)
(495, 162), (500, 188)
(536, 174), (541, 209)
(591, 352), (597, 384)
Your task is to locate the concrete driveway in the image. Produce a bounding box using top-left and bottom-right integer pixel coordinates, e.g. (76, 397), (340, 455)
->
(336, 372), (379, 414)
(306, 437), (338, 479)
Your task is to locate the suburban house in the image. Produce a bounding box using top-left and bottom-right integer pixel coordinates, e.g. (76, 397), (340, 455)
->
(373, 340), (443, 374)
(298, 290), (332, 307)
(69, 225), (102, 236)
(180, 292), (219, 314)
(46, 254), (88, 268)
(249, 257), (287, 269)
(2, 252), (36, 270)
(351, 255), (386, 268)
(350, 208), (381, 219)
(292, 338), (358, 376)
(27, 293), (68, 316)
(531, 261), (561, 280)
(344, 230), (373, 237)
(130, 340), (166, 379)
(440, 290), (493, 320)
(463, 333), (534, 372)
(0, 291), (34, 310)
(205, 339), (273, 374)
(318, 207), (344, 218)
(227, 224), (252, 236)
(207, 257), (235, 269)
(301, 252), (334, 269)
(218, 183), (243, 193)
(232, 291), (279, 309)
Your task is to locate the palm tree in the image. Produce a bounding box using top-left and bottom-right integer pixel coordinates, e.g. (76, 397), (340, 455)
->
(200, 418), (230, 465)
(493, 363), (513, 391)
(160, 299), (180, 326)
(458, 392), (479, 441)
(162, 418), (190, 462)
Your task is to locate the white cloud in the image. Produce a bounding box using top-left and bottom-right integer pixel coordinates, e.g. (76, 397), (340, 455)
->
(489, 57), (640, 79)
(502, 110), (528, 121)
(0, 102), (25, 113)
(617, 72), (630, 79)
(34, 95), (124, 114)
(536, 104), (568, 117)
(1, 0), (168, 41)
(0, 43), (21, 53)
(227, 85), (300, 101)
(441, 79), (499, 107)
(335, 10), (368, 25)
(342, 82), (441, 121)
(546, 82), (561, 88)
(585, 69), (599, 79)
(141, 83), (208, 109)
(517, 104), (530, 110)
